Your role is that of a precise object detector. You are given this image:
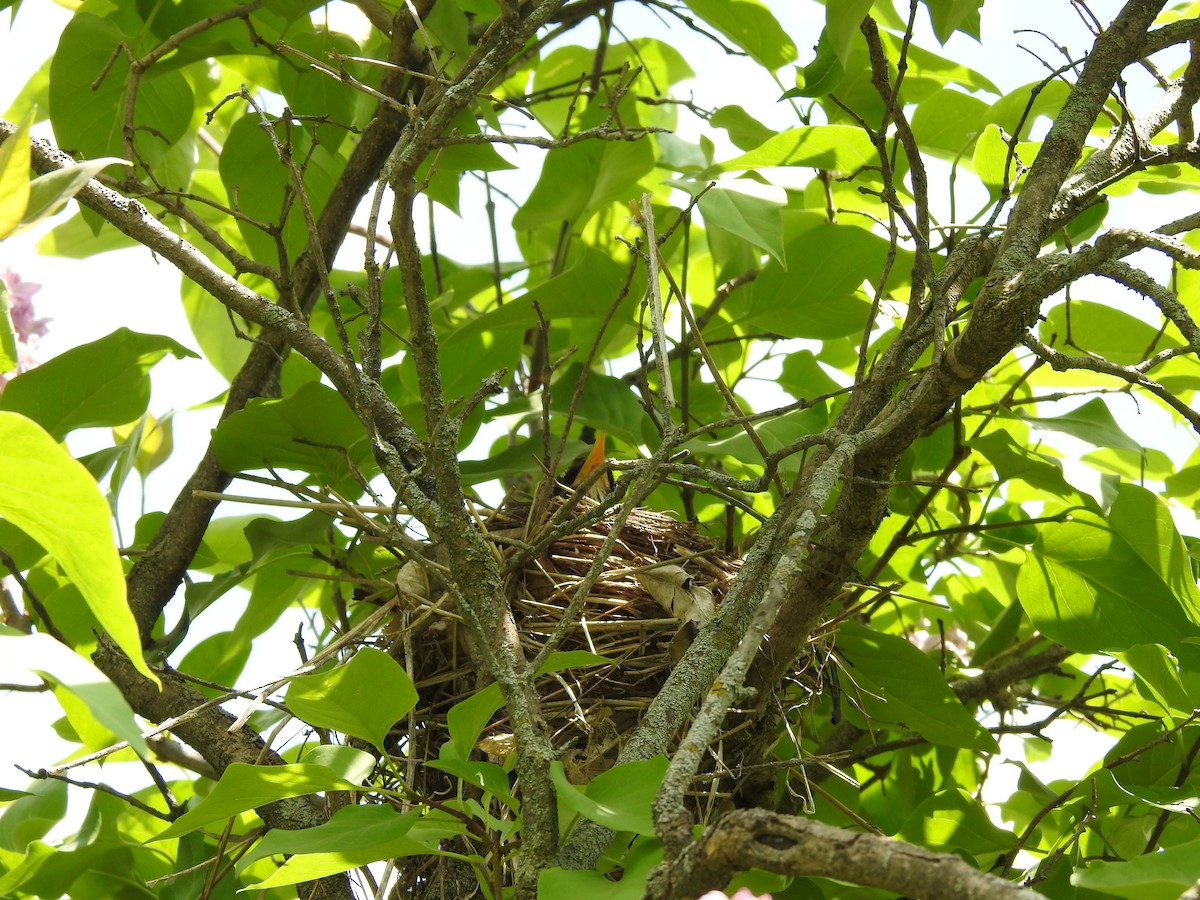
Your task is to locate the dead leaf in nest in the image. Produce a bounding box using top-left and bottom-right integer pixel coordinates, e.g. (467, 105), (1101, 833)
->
(395, 559), (430, 602)
(634, 565), (715, 627)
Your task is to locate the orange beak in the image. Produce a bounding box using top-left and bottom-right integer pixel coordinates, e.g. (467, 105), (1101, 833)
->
(571, 429), (607, 487)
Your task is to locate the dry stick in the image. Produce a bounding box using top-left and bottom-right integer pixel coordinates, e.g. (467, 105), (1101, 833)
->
(630, 196), (786, 496)
(636, 193), (675, 419)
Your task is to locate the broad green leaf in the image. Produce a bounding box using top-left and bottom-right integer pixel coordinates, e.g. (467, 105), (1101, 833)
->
(426, 759), (517, 808)
(788, 29), (845, 98)
(985, 80), (1073, 140)
(239, 804), (431, 878)
(549, 363), (647, 446)
(1018, 397), (1143, 453)
(0, 632), (149, 757)
(35, 210), (139, 258)
(286, 648), (417, 751)
(1109, 483), (1200, 623)
(513, 116), (654, 230)
(550, 756), (668, 835)
(924, 0), (984, 44)
(1039, 300), (1181, 367)
(447, 246), (633, 343)
(972, 123), (1010, 192)
(49, 13), (192, 167)
(738, 221), (885, 339)
(1117, 644), (1193, 716)
(299, 745), (376, 783)
(971, 428), (1086, 500)
(824, 1), (874, 64)
(211, 381), (374, 486)
(1072, 837), (1200, 899)
(699, 188), (786, 265)
(1017, 511), (1200, 663)
(710, 106), (775, 151)
(0, 113), (31, 239)
(0, 414), (156, 684)
(442, 651), (611, 760)
(682, 0), (797, 70)
(218, 113), (338, 263)
(538, 838), (662, 900)
(836, 620), (999, 752)
(276, 27), (363, 155)
(896, 788), (1016, 856)
(0, 779), (66, 852)
(21, 156), (127, 230)
(716, 125), (876, 174)
(911, 88), (987, 158)
(150, 762), (365, 841)
(0, 328), (197, 439)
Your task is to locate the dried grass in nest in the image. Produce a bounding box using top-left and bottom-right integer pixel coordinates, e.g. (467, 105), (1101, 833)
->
(375, 497), (743, 792)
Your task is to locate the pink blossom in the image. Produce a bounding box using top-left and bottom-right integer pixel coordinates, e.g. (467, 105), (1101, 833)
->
(3, 267), (50, 341)
(698, 890), (771, 900)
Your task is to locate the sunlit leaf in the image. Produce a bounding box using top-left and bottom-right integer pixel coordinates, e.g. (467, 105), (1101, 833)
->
(286, 648), (417, 751)
(0, 414), (157, 684)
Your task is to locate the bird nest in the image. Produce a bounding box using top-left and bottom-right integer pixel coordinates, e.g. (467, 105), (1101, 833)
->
(363, 496), (743, 790)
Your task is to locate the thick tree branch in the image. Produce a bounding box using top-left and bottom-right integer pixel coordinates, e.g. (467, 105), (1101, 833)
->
(648, 809), (1041, 900)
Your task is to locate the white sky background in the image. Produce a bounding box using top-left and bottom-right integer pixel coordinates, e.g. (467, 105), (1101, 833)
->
(0, 0), (1193, 843)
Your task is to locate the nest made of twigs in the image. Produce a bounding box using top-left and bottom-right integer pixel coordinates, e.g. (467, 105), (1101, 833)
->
(365, 496), (741, 790)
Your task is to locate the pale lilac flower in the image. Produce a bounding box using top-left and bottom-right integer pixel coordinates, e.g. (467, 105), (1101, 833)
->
(3, 267), (50, 341)
(698, 889), (772, 900)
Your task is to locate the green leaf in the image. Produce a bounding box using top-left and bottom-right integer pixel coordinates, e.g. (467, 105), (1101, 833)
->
(1039, 300), (1181, 367)
(286, 648), (418, 751)
(0, 413), (157, 685)
(211, 381), (374, 487)
(0, 112), (31, 240)
(823, 1), (874, 64)
(738, 221), (885, 339)
(1017, 510), (1200, 663)
(49, 13), (193, 167)
(0, 632), (149, 757)
(1117, 644), (1193, 716)
(238, 804), (431, 881)
(896, 788), (1016, 856)
(682, 0), (797, 70)
(550, 756), (668, 835)
(513, 117), (654, 230)
(0, 779), (66, 852)
(21, 156), (127, 230)
(0, 281), (18, 374)
(716, 125), (876, 173)
(836, 620), (999, 752)
(1017, 397), (1143, 454)
(426, 759), (517, 809)
(971, 123), (1010, 193)
(538, 838), (661, 900)
(150, 762), (366, 842)
(911, 88), (987, 158)
(549, 364), (647, 446)
(0, 328), (197, 439)
(971, 428), (1086, 500)
(710, 106), (775, 151)
(699, 188), (786, 265)
(442, 651), (611, 760)
(1109, 483), (1200, 624)
(924, 0), (984, 44)
(218, 113), (337, 263)
(1072, 837), (1200, 899)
